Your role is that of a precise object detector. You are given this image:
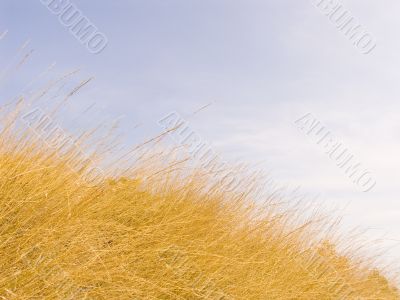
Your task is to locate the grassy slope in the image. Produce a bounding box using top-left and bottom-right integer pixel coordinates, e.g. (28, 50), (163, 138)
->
(0, 106), (398, 299)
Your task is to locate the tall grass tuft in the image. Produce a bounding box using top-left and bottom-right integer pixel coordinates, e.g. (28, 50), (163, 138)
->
(0, 101), (398, 299)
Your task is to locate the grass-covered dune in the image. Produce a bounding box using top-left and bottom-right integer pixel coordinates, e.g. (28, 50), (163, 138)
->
(0, 103), (398, 299)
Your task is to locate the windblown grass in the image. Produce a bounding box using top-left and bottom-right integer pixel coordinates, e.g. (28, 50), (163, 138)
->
(0, 102), (398, 299)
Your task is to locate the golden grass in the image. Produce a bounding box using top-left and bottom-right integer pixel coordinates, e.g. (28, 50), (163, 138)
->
(0, 102), (398, 299)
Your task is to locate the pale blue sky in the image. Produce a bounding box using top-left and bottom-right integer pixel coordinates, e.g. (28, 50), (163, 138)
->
(1, 1), (400, 268)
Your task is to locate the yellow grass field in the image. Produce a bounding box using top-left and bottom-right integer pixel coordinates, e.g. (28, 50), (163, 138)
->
(0, 102), (398, 299)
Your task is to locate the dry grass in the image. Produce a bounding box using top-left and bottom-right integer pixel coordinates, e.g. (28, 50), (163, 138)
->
(0, 102), (398, 299)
